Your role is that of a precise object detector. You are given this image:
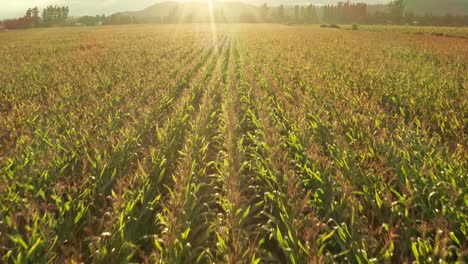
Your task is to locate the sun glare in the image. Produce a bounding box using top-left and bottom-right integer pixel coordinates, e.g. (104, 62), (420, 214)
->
(207, 0), (218, 44)
(176, 0), (218, 44)
(178, 0), (215, 2)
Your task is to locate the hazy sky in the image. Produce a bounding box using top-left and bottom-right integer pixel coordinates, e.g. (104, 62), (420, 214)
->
(0, 0), (155, 18)
(0, 0), (390, 19)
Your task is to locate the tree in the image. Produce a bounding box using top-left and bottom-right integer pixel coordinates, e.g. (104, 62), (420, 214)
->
(61, 7), (69, 22)
(322, 2), (367, 24)
(306, 4), (318, 23)
(277, 5), (285, 22)
(32, 7), (40, 27)
(294, 5), (300, 23)
(260, 3), (269, 22)
(1, 8), (36, 29)
(388, 0), (405, 24)
(404, 10), (415, 24)
(42, 6), (69, 26)
(300, 6), (305, 23)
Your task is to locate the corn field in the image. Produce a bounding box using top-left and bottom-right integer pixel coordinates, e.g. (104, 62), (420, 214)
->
(0, 25), (467, 263)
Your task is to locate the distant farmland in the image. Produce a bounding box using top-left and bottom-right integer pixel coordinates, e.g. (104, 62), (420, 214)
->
(0, 25), (467, 263)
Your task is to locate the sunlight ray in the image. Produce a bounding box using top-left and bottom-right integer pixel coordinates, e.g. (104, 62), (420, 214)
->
(207, 0), (218, 46)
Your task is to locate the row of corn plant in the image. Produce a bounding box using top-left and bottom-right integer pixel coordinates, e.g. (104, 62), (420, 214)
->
(1, 25), (466, 263)
(239, 44), (369, 263)
(211, 40), (269, 263)
(84, 36), (231, 263)
(1, 33), (220, 262)
(71, 38), (228, 262)
(155, 39), (230, 263)
(239, 30), (466, 262)
(1, 40), (204, 263)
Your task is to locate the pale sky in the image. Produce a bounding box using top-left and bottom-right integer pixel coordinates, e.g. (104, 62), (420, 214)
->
(0, 0), (157, 19)
(0, 0), (389, 19)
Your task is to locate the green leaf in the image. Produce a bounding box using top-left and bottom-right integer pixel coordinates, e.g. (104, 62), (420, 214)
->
(297, 240), (309, 255)
(250, 256), (261, 264)
(318, 229), (335, 244)
(411, 242), (419, 262)
(449, 232), (460, 246)
(375, 190), (383, 209)
(276, 227), (284, 247)
(154, 238), (164, 253)
(8, 235), (28, 249)
(26, 238), (42, 258)
(216, 234), (227, 253)
(239, 206), (250, 224)
(182, 227), (191, 240)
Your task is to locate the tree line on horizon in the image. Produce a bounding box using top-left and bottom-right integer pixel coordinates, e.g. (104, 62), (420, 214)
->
(1, 1), (468, 30)
(0, 6), (70, 30)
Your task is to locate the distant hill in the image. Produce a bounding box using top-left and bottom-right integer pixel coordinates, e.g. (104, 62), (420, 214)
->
(245, 0), (389, 5)
(2, 0), (467, 20)
(241, 0), (468, 16)
(117, 0), (468, 21)
(120, 1), (262, 23)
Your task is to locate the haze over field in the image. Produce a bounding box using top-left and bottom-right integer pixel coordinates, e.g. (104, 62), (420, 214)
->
(2, 0), (468, 20)
(0, 0), (407, 19)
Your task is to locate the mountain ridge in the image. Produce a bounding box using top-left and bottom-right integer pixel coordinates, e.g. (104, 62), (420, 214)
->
(117, 0), (468, 19)
(1, 0), (467, 20)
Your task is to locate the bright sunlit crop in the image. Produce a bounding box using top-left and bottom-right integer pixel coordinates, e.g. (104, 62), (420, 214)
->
(0, 23), (467, 263)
